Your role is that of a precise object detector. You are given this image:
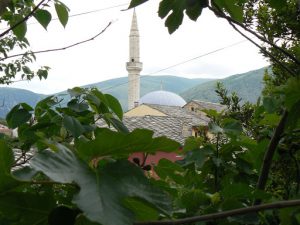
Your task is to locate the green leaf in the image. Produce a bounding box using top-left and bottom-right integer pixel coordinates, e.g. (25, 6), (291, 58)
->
(104, 94), (123, 120)
(76, 128), (180, 162)
(55, 2), (69, 28)
(165, 10), (184, 34)
(259, 113), (281, 127)
(63, 115), (85, 138)
(222, 118), (242, 135)
(222, 183), (253, 199)
(158, 0), (185, 33)
(33, 9), (52, 30)
(6, 104), (32, 129)
(0, 192), (56, 225)
(181, 145), (214, 168)
(10, 15), (27, 40)
(109, 117), (130, 133)
(0, 140), (14, 174)
(269, 0), (288, 10)
(67, 99), (89, 112)
(183, 136), (202, 152)
(0, 140), (20, 192)
(68, 87), (86, 97)
(123, 197), (159, 221)
(263, 96), (278, 113)
(154, 159), (184, 184)
(180, 189), (210, 214)
(30, 145), (172, 225)
(128, 0), (149, 9)
(282, 77), (300, 110)
(185, 0), (205, 21)
(208, 122), (223, 134)
(214, 0), (243, 23)
(158, 0), (173, 18)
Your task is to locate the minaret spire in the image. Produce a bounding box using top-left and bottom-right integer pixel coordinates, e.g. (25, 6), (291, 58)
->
(127, 9), (143, 110)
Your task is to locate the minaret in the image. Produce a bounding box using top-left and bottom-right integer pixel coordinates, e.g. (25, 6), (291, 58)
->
(127, 9), (143, 110)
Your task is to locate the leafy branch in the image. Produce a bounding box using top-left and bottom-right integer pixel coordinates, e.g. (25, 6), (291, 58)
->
(0, 21), (113, 61)
(207, 5), (297, 77)
(134, 199), (300, 225)
(208, 3), (300, 66)
(0, 0), (48, 38)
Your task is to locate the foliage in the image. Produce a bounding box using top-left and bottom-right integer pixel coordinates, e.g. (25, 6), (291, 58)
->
(1, 87), (180, 225)
(0, 0), (300, 224)
(0, 0), (69, 84)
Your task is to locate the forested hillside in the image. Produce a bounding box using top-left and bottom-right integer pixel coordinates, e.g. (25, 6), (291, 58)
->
(83, 75), (212, 109)
(181, 67), (268, 103)
(0, 76), (211, 117)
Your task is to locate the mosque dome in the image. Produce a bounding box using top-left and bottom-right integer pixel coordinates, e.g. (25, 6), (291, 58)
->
(139, 90), (186, 107)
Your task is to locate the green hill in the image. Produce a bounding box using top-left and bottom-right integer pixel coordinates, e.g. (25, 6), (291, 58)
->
(180, 67), (268, 103)
(82, 75), (212, 109)
(0, 88), (45, 118)
(0, 76), (212, 118)
(0, 68), (268, 119)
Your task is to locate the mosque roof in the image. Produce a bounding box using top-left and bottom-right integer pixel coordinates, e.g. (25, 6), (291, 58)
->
(139, 90), (186, 107)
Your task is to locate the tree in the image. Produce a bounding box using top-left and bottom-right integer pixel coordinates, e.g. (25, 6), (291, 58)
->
(0, 0), (69, 84)
(1, 0), (300, 224)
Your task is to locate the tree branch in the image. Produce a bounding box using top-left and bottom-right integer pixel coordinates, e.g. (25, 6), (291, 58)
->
(255, 110), (289, 204)
(225, 20), (297, 76)
(0, 0), (47, 38)
(0, 22), (113, 61)
(134, 199), (300, 225)
(208, 5), (300, 66)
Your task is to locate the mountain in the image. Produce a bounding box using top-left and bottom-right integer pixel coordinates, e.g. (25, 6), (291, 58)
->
(181, 67), (268, 103)
(0, 76), (212, 118)
(62, 75), (213, 110)
(0, 88), (46, 118)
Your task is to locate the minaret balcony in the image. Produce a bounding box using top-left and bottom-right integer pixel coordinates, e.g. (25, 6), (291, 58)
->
(126, 62), (143, 71)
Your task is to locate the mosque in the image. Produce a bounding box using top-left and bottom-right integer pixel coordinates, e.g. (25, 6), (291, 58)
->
(123, 10), (224, 147)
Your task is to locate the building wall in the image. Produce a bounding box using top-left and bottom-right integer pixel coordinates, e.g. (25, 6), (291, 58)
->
(125, 105), (166, 117)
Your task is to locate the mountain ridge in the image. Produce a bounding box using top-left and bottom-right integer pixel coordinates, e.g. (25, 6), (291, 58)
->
(0, 67), (267, 119)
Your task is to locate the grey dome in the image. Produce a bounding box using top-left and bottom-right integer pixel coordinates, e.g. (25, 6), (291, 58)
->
(139, 90), (186, 107)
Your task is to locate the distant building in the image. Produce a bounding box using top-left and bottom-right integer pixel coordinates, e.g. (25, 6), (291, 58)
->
(0, 124), (12, 136)
(100, 10), (225, 169)
(125, 10), (224, 143)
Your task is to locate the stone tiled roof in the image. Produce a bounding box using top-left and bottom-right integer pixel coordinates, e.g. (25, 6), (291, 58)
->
(186, 100), (226, 112)
(144, 104), (210, 124)
(98, 103), (212, 144)
(123, 116), (186, 144)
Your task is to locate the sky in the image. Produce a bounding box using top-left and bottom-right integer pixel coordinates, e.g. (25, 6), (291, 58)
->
(1, 0), (269, 94)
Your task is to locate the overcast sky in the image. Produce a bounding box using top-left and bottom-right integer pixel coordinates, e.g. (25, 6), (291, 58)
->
(1, 0), (269, 94)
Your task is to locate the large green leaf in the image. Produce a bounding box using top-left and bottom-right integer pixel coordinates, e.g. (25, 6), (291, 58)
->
(222, 118), (242, 135)
(30, 145), (172, 225)
(214, 0), (244, 23)
(185, 0), (207, 21)
(0, 140), (21, 193)
(76, 128), (180, 162)
(104, 94), (123, 120)
(63, 115), (85, 138)
(0, 192), (55, 225)
(10, 14), (27, 40)
(34, 9), (52, 30)
(269, 0), (287, 10)
(282, 77), (300, 110)
(6, 103), (32, 129)
(154, 159), (184, 184)
(55, 2), (69, 28)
